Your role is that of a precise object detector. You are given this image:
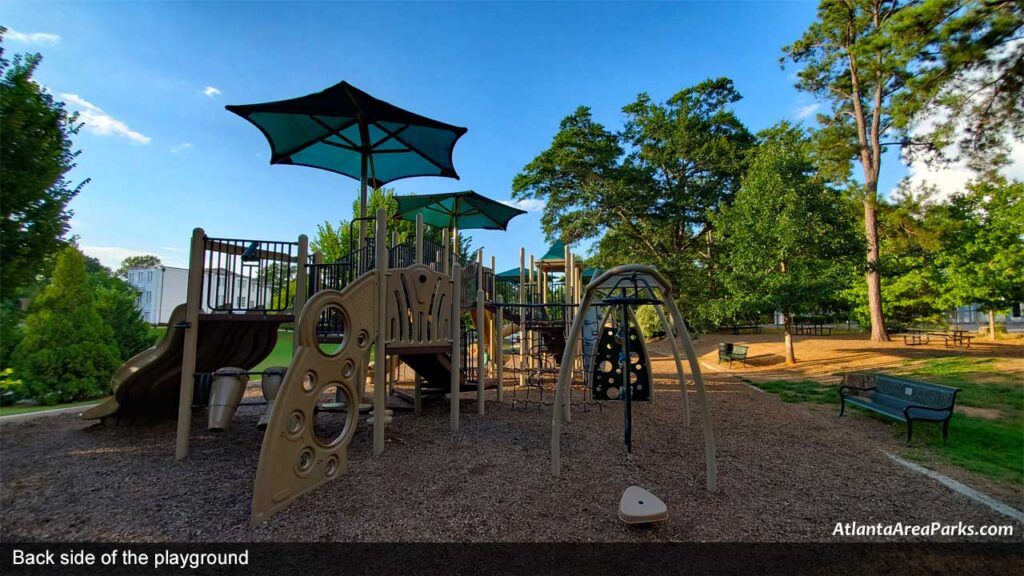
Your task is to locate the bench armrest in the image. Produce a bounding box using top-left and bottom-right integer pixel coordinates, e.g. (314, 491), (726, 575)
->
(839, 385), (874, 397)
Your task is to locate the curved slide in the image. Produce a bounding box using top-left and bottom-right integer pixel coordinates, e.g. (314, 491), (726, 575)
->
(83, 304), (285, 423)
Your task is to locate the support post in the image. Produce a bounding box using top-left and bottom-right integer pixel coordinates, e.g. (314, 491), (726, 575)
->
(415, 214), (424, 265)
(373, 208), (387, 456)
(293, 234), (309, 354)
(496, 295), (504, 402)
(476, 251), (485, 416)
(450, 265), (462, 432)
(519, 248), (526, 389)
(442, 228), (450, 275)
(175, 227), (206, 460)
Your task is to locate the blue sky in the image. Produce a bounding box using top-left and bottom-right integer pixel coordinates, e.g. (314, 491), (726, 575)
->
(5, 1), (919, 272)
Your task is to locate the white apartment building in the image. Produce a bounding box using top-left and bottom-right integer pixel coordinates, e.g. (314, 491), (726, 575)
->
(126, 266), (274, 325)
(125, 266), (189, 325)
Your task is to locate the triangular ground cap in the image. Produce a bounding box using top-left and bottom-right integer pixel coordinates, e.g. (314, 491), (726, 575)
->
(619, 486), (668, 524)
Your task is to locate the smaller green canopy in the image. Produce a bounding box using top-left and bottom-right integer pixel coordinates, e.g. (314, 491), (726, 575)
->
(582, 267), (602, 281)
(539, 240), (566, 261)
(393, 190), (526, 231)
(497, 267), (525, 282)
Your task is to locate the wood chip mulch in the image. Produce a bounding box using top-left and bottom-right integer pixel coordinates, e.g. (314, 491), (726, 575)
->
(1, 375), (1020, 542)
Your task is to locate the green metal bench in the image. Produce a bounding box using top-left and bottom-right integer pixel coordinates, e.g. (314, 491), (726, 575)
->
(839, 373), (960, 442)
(718, 344), (749, 367)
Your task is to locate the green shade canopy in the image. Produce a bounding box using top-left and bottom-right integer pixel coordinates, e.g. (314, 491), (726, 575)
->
(225, 81), (468, 188)
(582, 267), (602, 281)
(539, 240), (566, 261)
(392, 190), (527, 232)
(497, 267), (525, 282)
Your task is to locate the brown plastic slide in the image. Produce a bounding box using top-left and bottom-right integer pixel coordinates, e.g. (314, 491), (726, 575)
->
(82, 304), (285, 423)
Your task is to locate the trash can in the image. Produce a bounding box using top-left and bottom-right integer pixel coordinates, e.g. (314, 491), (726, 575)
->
(208, 367), (248, 431)
(257, 366), (287, 430)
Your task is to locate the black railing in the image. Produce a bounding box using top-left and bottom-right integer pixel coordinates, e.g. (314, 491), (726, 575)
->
(203, 237), (299, 314)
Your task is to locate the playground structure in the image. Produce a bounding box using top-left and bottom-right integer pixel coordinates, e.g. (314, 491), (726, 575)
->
(83, 206), (717, 524)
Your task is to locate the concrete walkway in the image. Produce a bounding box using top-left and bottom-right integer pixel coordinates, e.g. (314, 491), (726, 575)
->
(0, 403), (99, 425)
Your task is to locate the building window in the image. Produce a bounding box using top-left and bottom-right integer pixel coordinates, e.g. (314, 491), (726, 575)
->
(147, 271), (153, 282)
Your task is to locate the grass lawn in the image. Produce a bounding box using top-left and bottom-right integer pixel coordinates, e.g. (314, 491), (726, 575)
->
(252, 330), (295, 372)
(0, 398), (105, 417)
(749, 356), (1023, 488)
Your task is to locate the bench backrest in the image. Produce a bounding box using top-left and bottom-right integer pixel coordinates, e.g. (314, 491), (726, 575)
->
(873, 375), (959, 409)
(732, 345), (748, 356)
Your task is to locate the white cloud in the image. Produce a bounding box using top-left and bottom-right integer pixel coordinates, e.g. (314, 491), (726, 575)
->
(203, 86), (221, 97)
(59, 92), (151, 144)
(170, 142), (193, 154)
(501, 198), (546, 212)
(80, 245), (183, 270)
(793, 102), (821, 121)
(903, 138), (1024, 200)
(5, 28), (61, 44)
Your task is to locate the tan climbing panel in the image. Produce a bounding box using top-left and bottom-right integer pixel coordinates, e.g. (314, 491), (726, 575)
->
(250, 274), (376, 525)
(385, 264), (452, 350)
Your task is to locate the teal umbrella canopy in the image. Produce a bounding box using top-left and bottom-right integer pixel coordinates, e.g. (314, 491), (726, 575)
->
(226, 81), (467, 187)
(393, 191), (527, 232)
(497, 267), (525, 282)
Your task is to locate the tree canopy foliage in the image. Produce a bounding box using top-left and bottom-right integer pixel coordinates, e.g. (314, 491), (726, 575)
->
(0, 31), (87, 298)
(115, 255), (162, 278)
(513, 78), (753, 324)
(713, 123), (860, 362)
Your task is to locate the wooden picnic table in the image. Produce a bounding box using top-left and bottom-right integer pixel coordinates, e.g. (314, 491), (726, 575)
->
(926, 329), (974, 349)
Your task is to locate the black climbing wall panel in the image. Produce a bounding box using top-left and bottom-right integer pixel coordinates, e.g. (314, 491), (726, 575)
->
(591, 310), (651, 401)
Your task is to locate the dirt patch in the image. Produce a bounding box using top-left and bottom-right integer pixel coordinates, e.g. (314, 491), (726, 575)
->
(1, 358), (1020, 543)
(956, 406), (1003, 420)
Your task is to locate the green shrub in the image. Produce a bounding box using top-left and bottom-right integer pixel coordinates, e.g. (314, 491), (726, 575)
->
(634, 305), (666, 338)
(13, 247), (120, 404)
(0, 368), (23, 405)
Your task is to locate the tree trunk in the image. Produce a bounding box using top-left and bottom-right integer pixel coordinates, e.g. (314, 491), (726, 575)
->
(783, 311), (796, 365)
(989, 310), (997, 341)
(863, 190), (889, 341)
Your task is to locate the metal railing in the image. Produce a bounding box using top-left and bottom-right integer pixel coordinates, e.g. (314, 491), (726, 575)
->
(203, 237), (299, 314)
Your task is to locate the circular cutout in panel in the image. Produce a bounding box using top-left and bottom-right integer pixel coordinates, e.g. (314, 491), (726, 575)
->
(341, 359), (355, 380)
(599, 360), (613, 373)
(629, 371), (639, 384)
(314, 384), (355, 448)
(315, 304), (348, 357)
(296, 447), (315, 475)
(357, 330), (370, 349)
(607, 386), (620, 399)
(301, 371), (317, 393)
(630, 351), (641, 363)
(286, 411), (305, 437)
(325, 455), (339, 478)
(418, 273), (428, 284)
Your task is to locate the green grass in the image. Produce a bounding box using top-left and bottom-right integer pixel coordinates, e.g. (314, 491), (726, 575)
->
(751, 356), (1023, 487)
(0, 398), (105, 417)
(252, 330), (295, 372)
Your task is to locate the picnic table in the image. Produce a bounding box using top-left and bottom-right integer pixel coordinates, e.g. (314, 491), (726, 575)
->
(793, 323), (832, 336)
(902, 327), (974, 348)
(728, 324), (762, 334)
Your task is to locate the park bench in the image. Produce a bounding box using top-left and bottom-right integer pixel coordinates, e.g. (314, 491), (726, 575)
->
(839, 372), (960, 442)
(717, 344), (749, 367)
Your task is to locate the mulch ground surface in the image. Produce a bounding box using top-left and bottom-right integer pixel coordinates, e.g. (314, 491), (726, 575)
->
(1, 365), (1020, 542)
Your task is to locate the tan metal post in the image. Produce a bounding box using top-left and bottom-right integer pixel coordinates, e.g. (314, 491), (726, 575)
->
(415, 214), (424, 265)
(476, 250), (485, 415)
(496, 295), (504, 401)
(373, 208), (387, 455)
(450, 264), (462, 432)
(175, 227), (206, 460)
(519, 248), (526, 389)
(442, 229), (450, 275)
(294, 234), (309, 354)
